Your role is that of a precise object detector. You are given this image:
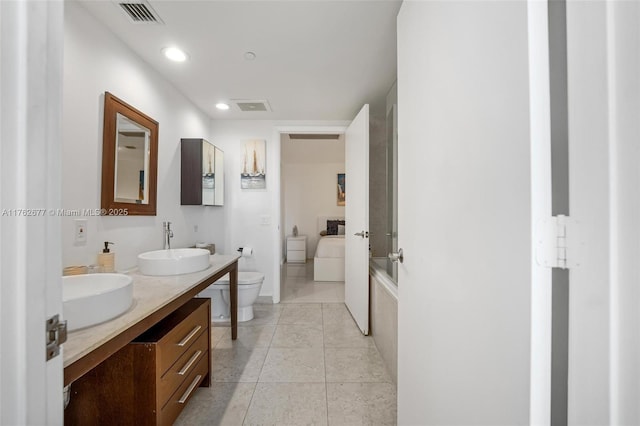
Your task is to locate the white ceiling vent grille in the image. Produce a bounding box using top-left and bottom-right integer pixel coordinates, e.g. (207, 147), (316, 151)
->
(232, 100), (272, 112)
(116, 1), (164, 24)
(289, 134), (341, 140)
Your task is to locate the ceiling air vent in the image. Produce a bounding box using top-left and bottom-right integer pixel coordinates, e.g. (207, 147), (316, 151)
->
(116, 0), (164, 24)
(288, 134), (341, 140)
(232, 100), (272, 112)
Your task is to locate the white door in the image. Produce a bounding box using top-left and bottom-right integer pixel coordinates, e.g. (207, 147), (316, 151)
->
(397, 2), (553, 424)
(344, 105), (370, 334)
(0, 1), (64, 424)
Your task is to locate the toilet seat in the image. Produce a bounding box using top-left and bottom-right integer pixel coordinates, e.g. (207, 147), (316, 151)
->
(214, 272), (264, 285)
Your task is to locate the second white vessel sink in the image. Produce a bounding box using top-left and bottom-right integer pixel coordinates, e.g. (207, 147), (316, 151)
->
(63, 273), (133, 331)
(137, 248), (211, 276)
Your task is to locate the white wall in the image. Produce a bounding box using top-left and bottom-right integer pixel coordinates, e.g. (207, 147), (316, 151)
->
(282, 135), (345, 256)
(62, 2), (225, 271)
(211, 120), (349, 299)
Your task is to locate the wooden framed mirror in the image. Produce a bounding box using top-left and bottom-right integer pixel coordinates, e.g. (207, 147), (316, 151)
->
(101, 92), (158, 215)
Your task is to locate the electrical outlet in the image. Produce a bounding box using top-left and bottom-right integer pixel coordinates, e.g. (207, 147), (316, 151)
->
(260, 215), (271, 226)
(74, 219), (87, 245)
(194, 225), (199, 233)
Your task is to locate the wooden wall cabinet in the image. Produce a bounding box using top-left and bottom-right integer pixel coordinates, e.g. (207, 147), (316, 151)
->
(181, 138), (224, 206)
(65, 298), (211, 426)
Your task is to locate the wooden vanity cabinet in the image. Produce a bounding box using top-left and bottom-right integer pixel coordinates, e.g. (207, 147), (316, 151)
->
(65, 298), (211, 426)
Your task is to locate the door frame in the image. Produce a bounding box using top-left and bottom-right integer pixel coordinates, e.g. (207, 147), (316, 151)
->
(565, 1), (640, 423)
(272, 125), (348, 303)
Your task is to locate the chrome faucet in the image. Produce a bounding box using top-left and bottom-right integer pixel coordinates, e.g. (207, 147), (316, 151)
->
(163, 221), (173, 249)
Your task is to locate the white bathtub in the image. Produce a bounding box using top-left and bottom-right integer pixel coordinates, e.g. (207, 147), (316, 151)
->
(370, 257), (398, 297)
(369, 257), (398, 384)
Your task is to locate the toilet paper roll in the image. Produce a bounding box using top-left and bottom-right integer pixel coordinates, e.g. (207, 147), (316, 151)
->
(241, 247), (253, 257)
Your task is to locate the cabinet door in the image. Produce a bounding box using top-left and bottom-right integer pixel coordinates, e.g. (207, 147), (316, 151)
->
(181, 138), (223, 206)
(213, 147), (224, 206)
(181, 139), (202, 205)
(202, 140), (215, 206)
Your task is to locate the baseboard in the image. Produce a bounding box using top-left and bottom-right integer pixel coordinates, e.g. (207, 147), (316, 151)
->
(256, 295), (273, 304)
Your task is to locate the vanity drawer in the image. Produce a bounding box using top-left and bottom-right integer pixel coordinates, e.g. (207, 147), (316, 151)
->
(153, 300), (208, 374)
(159, 353), (209, 426)
(158, 330), (208, 407)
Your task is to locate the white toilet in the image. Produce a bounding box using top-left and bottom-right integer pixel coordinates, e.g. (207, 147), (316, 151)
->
(199, 271), (264, 322)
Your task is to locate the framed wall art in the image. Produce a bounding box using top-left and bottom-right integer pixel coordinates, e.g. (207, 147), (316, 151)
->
(337, 173), (345, 206)
(241, 139), (266, 189)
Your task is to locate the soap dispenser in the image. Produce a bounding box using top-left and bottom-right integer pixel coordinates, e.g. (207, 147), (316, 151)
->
(97, 241), (115, 273)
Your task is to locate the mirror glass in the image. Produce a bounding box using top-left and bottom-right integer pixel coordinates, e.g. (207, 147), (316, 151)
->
(200, 142), (224, 206)
(115, 113), (150, 204)
(214, 147), (224, 206)
(202, 140), (215, 205)
(102, 92), (158, 215)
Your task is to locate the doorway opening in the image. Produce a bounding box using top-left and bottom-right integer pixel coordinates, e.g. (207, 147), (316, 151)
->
(277, 128), (347, 303)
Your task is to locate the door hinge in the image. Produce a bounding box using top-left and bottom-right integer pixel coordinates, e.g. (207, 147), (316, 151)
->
(535, 215), (580, 269)
(46, 314), (67, 361)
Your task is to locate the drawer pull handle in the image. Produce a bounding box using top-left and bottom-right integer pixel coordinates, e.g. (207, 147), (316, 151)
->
(177, 325), (202, 347)
(178, 374), (202, 404)
(178, 350), (202, 376)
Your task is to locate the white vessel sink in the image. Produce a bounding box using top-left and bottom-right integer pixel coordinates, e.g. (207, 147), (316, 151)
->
(137, 248), (211, 276)
(63, 273), (133, 331)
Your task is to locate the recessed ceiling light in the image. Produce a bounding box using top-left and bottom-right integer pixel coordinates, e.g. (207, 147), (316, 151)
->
(162, 47), (188, 62)
(216, 103), (230, 111)
(244, 51), (256, 61)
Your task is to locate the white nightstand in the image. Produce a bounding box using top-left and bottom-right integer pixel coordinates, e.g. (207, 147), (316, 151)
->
(286, 235), (307, 263)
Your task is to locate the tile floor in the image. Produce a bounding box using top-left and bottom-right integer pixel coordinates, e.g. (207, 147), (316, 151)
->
(175, 262), (397, 426)
(280, 261), (345, 304)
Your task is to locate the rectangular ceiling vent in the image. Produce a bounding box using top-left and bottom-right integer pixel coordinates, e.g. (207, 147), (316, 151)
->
(289, 134), (341, 140)
(117, 1), (164, 24)
(232, 100), (272, 112)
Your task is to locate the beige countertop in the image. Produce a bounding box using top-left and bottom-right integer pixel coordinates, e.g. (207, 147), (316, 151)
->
(63, 253), (239, 368)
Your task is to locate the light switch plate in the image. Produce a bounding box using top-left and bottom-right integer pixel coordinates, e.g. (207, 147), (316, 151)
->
(74, 219), (87, 245)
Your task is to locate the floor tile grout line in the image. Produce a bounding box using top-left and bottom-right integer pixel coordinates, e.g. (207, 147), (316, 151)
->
(253, 330), (274, 385)
(241, 323), (273, 425)
(240, 380), (259, 425)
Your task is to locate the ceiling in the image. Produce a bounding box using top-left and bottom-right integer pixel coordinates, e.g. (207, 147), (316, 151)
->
(78, 0), (402, 121)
